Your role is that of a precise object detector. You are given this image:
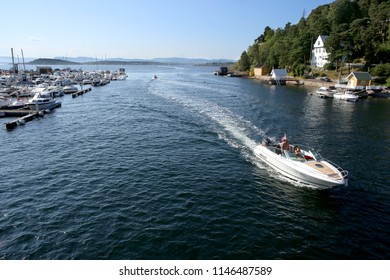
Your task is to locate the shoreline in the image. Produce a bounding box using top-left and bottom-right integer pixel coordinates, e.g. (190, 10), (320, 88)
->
(248, 75), (336, 90)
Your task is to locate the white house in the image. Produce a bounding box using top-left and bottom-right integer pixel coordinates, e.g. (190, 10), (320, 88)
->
(311, 35), (329, 68)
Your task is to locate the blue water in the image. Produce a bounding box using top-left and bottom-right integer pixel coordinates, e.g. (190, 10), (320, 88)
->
(1, 65), (389, 259)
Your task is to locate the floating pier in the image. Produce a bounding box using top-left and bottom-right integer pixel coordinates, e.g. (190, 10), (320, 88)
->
(72, 87), (92, 98)
(2, 102), (61, 130)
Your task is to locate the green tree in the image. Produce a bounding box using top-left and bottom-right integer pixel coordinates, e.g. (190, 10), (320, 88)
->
(238, 51), (250, 71)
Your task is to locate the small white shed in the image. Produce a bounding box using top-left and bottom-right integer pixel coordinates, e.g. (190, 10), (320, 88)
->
(270, 69), (288, 80)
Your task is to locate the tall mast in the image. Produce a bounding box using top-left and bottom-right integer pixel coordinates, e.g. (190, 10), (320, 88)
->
(21, 49), (26, 71)
(11, 48), (16, 76)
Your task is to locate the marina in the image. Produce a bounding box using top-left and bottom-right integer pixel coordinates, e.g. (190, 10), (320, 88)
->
(1, 65), (124, 129)
(0, 65), (389, 260)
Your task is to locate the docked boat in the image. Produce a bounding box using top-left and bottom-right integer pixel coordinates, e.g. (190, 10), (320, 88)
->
(26, 92), (60, 111)
(315, 86), (336, 98)
(63, 85), (78, 94)
(6, 98), (28, 109)
(254, 138), (348, 189)
(333, 91), (359, 102)
(0, 96), (11, 108)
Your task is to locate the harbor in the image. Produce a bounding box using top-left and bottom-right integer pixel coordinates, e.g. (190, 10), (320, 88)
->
(1, 65), (127, 129)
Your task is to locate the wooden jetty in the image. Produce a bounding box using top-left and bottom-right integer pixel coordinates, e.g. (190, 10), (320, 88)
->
(2, 102), (62, 130)
(72, 87), (92, 98)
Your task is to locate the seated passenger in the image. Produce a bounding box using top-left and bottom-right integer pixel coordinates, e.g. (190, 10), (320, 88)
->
(294, 146), (304, 159)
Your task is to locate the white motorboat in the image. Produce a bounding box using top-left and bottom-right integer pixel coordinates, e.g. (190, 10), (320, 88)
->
(0, 96), (11, 108)
(254, 138), (348, 189)
(63, 85), (78, 94)
(315, 86), (336, 98)
(6, 98), (28, 109)
(333, 91), (359, 102)
(26, 92), (60, 111)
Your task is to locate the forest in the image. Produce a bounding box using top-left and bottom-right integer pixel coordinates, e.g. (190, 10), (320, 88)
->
(235, 0), (390, 81)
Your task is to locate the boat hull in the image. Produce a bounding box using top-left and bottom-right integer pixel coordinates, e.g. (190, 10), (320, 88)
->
(334, 93), (359, 102)
(254, 145), (347, 189)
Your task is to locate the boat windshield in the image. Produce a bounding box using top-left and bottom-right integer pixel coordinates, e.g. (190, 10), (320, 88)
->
(293, 144), (323, 161)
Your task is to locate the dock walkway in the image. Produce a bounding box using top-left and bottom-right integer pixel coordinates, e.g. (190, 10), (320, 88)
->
(2, 102), (62, 130)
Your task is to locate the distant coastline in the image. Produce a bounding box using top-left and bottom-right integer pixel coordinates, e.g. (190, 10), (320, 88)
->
(25, 58), (165, 66)
(0, 56), (236, 66)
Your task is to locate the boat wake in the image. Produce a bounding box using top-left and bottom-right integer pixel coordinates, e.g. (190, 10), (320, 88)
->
(148, 79), (318, 189)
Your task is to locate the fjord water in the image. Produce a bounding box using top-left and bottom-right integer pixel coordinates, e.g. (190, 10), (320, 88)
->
(1, 65), (389, 259)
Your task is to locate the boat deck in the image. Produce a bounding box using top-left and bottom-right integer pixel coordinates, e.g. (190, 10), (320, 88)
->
(305, 161), (342, 179)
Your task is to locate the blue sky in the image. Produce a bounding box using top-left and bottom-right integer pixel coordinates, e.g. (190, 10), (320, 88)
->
(1, 0), (333, 60)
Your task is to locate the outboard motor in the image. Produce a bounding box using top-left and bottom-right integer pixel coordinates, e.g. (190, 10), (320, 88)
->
(262, 137), (272, 146)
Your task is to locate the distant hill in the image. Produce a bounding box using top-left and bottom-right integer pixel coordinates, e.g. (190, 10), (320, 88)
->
(151, 57), (236, 64)
(1, 56), (236, 66)
(27, 58), (80, 65)
(83, 60), (164, 65)
(58, 56), (235, 65)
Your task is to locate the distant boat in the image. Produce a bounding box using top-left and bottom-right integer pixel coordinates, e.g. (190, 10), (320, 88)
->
(333, 91), (359, 102)
(152, 75), (158, 80)
(316, 86), (336, 98)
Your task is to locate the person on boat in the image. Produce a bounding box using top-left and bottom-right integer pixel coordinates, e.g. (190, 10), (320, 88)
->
(280, 134), (290, 153)
(294, 146), (304, 159)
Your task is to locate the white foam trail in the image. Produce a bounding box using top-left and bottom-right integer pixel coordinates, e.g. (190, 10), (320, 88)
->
(149, 80), (265, 157)
(149, 80), (318, 190)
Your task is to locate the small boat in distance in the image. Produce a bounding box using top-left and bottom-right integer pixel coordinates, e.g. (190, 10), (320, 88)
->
(315, 86), (336, 98)
(152, 75), (158, 80)
(333, 91), (359, 102)
(254, 137), (348, 189)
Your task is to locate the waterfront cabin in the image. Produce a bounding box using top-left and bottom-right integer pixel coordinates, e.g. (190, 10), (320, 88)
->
(254, 64), (270, 77)
(345, 72), (372, 89)
(311, 35), (330, 68)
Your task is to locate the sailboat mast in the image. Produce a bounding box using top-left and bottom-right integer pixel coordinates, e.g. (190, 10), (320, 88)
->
(21, 49), (26, 71)
(11, 48), (16, 76)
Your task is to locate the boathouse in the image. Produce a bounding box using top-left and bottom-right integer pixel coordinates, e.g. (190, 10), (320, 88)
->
(270, 69), (288, 80)
(253, 64), (270, 77)
(345, 72), (372, 89)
